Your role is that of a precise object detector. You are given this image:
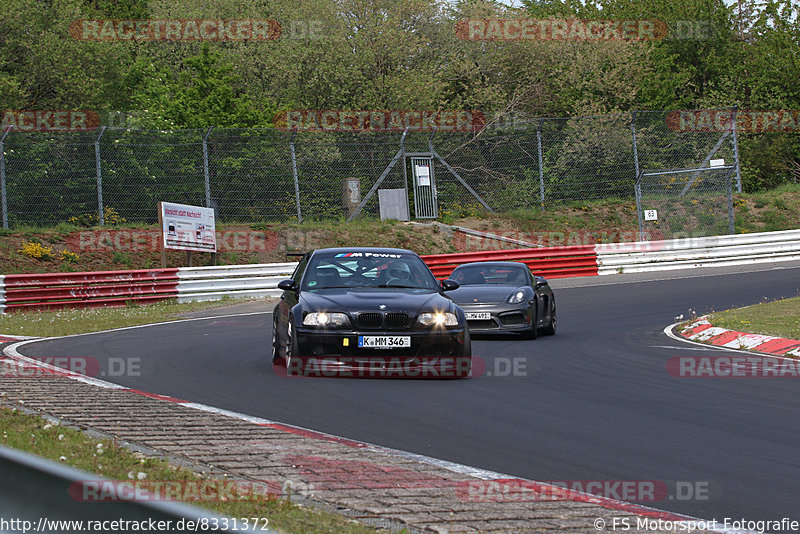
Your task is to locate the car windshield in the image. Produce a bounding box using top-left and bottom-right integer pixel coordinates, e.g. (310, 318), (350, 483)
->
(450, 265), (529, 286)
(302, 251), (439, 290)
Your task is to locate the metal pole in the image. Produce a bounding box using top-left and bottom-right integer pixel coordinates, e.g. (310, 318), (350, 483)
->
(290, 129), (302, 223)
(731, 106), (742, 193)
(536, 118), (545, 211)
(95, 126), (107, 225)
(0, 126), (12, 229)
(631, 111), (640, 195)
(635, 174), (644, 236)
(726, 167), (736, 234)
(202, 126), (214, 208)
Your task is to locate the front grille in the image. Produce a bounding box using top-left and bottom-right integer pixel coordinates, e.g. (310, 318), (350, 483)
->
(385, 312), (409, 329)
(358, 313), (383, 329)
(499, 312), (526, 326)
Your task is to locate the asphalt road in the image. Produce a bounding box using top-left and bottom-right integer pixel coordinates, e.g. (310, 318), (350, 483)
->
(18, 264), (800, 527)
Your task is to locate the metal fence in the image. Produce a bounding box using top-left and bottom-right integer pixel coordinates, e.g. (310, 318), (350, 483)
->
(0, 109), (741, 237)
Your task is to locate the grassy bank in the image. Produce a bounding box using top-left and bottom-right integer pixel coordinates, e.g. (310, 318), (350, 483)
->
(3, 184), (800, 275)
(706, 295), (800, 340)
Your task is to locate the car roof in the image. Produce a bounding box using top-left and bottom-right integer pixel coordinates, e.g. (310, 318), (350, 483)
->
(311, 247), (418, 256)
(452, 261), (530, 269)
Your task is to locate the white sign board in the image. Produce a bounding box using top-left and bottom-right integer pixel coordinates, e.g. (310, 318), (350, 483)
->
(644, 209), (658, 221)
(160, 202), (216, 252)
(415, 164), (431, 186)
(709, 158), (725, 167)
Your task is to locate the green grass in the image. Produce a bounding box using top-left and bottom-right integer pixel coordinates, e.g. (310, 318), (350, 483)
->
(706, 296), (800, 340)
(0, 407), (384, 534)
(0, 299), (264, 338)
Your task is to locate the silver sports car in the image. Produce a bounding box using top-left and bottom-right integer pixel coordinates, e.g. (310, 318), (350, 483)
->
(447, 261), (556, 339)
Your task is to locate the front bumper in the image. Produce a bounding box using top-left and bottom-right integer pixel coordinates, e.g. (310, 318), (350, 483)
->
(457, 303), (533, 333)
(290, 327), (469, 377)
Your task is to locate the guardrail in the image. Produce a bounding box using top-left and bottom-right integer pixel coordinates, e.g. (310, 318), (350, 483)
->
(2, 269), (179, 312)
(3, 229), (800, 311)
(421, 245), (599, 279)
(595, 228), (800, 275)
(176, 263), (295, 303)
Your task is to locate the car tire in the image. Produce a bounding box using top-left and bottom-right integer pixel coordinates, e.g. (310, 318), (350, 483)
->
(541, 301), (556, 336)
(454, 329), (472, 378)
(285, 322), (301, 376)
(521, 304), (538, 340)
(271, 313), (281, 363)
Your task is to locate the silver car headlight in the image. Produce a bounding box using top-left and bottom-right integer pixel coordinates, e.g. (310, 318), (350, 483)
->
(507, 290), (527, 304)
(417, 312), (459, 327)
(303, 312), (350, 327)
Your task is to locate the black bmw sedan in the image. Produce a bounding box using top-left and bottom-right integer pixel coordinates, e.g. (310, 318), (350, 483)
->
(272, 248), (471, 377)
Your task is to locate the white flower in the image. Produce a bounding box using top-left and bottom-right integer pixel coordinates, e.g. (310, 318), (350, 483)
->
(128, 471), (135, 479)
(59, 456), (66, 462)
(43, 424), (52, 431)
(137, 472), (147, 480)
(58, 434), (65, 441)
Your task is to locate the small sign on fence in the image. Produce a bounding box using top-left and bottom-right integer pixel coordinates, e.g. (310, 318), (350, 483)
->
(644, 209), (658, 221)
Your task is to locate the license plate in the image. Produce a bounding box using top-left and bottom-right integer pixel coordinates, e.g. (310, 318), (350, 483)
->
(466, 312), (491, 320)
(358, 336), (411, 348)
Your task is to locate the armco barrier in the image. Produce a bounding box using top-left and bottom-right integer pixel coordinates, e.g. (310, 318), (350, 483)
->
(176, 262), (296, 303)
(595, 229), (800, 275)
(4, 229), (800, 311)
(421, 245), (599, 280)
(2, 269), (179, 312)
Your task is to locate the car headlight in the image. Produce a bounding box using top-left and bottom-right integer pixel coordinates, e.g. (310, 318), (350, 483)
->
(417, 312), (459, 327)
(303, 312), (350, 327)
(507, 290), (527, 304)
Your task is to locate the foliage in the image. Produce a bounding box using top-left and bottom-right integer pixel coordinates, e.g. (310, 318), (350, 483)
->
(19, 241), (53, 260)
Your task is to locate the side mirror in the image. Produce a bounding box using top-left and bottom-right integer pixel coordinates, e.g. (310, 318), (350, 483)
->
(278, 279), (298, 291)
(535, 278), (548, 288)
(441, 279), (460, 291)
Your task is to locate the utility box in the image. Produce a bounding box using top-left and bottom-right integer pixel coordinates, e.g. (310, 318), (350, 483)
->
(343, 178), (361, 217)
(379, 189), (410, 221)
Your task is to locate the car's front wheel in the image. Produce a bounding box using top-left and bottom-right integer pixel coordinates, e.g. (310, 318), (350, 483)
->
(541, 300), (556, 336)
(454, 329), (472, 378)
(284, 322), (301, 376)
(271, 313), (281, 363)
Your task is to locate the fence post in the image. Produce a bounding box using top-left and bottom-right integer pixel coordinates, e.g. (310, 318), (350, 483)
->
(631, 111), (640, 191)
(536, 118), (545, 211)
(290, 129), (302, 223)
(95, 126), (107, 225)
(0, 126), (11, 229)
(202, 126), (214, 208)
(731, 106), (742, 193)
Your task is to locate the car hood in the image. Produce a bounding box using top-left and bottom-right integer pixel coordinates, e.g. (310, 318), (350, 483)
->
(448, 285), (519, 305)
(300, 288), (454, 314)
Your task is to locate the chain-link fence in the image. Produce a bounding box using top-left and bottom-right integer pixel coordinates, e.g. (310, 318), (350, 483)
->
(0, 109), (741, 237)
